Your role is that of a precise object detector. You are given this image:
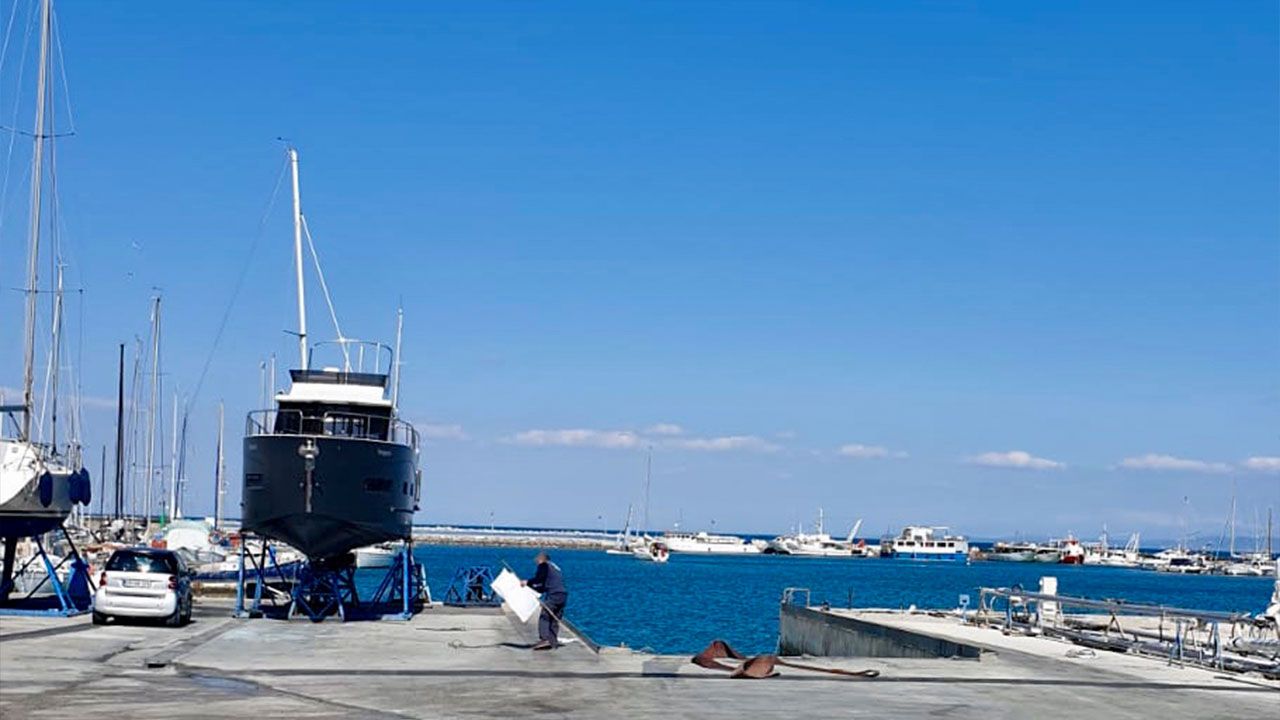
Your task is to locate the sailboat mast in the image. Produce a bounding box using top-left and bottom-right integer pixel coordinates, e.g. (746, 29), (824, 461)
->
(289, 148), (308, 370)
(49, 263), (65, 448)
(114, 343), (125, 519)
(214, 401), (225, 529)
(143, 297), (161, 533)
(643, 447), (652, 537)
(21, 0), (53, 441)
(169, 392), (179, 520)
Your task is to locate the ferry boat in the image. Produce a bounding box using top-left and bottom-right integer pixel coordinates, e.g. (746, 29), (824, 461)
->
(662, 531), (762, 554)
(884, 526), (969, 562)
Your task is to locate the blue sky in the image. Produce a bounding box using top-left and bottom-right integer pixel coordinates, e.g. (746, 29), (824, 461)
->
(1, 1), (1276, 544)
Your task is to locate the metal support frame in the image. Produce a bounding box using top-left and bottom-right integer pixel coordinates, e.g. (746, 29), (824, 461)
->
(0, 524), (93, 616)
(234, 536), (427, 622)
(368, 540), (429, 620)
(443, 566), (500, 607)
(233, 535), (300, 618)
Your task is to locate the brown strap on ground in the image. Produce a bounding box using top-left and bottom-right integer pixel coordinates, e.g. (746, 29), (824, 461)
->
(691, 641), (881, 680)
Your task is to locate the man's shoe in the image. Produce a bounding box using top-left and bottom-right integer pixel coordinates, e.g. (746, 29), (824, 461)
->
(531, 641), (553, 651)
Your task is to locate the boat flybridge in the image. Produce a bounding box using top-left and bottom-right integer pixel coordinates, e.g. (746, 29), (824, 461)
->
(241, 149), (421, 562)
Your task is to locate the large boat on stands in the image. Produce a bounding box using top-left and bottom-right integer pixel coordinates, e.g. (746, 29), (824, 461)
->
(241, 149), (421, 562)
(884, 526), (969, 562)
(1, 0), (92, 602)
(662, 531), (762, 555)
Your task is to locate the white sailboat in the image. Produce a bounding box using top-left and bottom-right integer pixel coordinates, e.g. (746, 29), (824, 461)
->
(631, 449), (668, 562)
(1, 0), (90, 600)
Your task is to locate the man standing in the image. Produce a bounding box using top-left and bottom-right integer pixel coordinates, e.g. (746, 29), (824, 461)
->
(522, 551), (568, 650)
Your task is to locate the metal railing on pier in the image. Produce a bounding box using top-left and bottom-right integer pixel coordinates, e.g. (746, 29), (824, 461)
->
(244, 409), (419, 449)
(975, 585), (1279, 677)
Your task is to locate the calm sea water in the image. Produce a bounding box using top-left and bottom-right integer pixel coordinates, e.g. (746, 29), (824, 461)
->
(365, 545), (1276, 655)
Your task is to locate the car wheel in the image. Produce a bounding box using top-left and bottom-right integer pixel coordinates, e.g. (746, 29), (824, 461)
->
(182, 599), (192, 625)
(165, 605), (182, 628)
(91, 611), (107, 625)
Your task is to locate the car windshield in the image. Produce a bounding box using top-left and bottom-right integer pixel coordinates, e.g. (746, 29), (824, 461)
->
(105, 552), (177, 574)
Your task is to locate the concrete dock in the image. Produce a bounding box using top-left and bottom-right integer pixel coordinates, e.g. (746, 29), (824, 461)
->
(3, 599), (1277, 719)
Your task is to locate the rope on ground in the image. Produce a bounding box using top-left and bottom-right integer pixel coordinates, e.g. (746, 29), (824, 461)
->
(691, 639), (881, 680)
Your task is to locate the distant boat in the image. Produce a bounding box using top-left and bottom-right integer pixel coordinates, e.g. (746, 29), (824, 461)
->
(1047, 536), (1086, 565)
(883, 526), (969, 562)
(662, 531), (762, 555)
(766, 510), (866, 557)
(985, 542), (1037, 563)
(355, 543), (397, 568)
(632, 538), (670, 563)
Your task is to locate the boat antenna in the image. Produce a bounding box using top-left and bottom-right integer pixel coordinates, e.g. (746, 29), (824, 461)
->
(391, 304), (404, 411)
(289, 146), (308, 370)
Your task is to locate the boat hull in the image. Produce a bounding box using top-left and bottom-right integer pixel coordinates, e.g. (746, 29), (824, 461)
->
(241, 434), (417, 560)
(0, 440), (74, 537)
(892, 552), (968, 562)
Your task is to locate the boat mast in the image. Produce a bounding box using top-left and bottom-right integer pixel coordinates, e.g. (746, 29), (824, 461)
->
(114, 343), (125, 519)
(1229, 481), (1237, 558)
(20, 0), (53, 441)
(643, 447), (653, 538)
(391, 305), (404, 411)
(168, 391), (179, 520)
(289, 148), (308, 370)
(49, 263), (65, 449)
(214, 401), (225, 529)
(143, 296), (161, 533)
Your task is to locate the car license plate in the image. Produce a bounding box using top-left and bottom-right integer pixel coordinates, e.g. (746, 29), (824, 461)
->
(123, 579), (149, 588)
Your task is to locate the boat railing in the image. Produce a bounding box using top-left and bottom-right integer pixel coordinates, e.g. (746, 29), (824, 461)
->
(245, 409), (419, 449)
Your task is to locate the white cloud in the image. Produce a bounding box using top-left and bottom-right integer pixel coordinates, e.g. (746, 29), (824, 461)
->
(967, 450), (1065, 470)
(420, 423), (468, 441)
(508, 428), (642, 449)
(1242, 456), (1280, 473)
(644, 423), (684, 436)
(837, 443), (907, 460)
(1117, 454), (1231, 474)
(667, 435), (780, 453)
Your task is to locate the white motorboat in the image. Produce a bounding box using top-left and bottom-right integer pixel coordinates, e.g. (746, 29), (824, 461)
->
(632, 537), (670, 563)
(662, 531), (762, 555)
(355, 543), (398, 568)
(985, 542), (1038, 562)
(883, 526), (969, 562)
(1084, 532), (1142, 568)
(766, 510), (865, 557)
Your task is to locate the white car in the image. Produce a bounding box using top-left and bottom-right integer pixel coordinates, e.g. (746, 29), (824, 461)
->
(93, 547), (194, 626)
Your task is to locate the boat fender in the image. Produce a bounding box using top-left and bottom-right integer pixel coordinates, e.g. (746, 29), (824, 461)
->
(38, 472), (54, 507)
(67, 472), (83, 504)
(77, 468), (92, 505)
